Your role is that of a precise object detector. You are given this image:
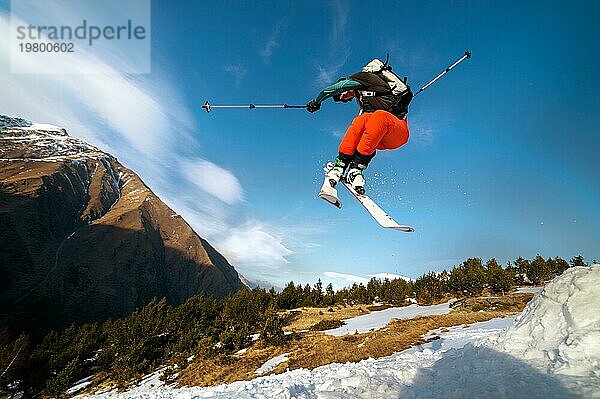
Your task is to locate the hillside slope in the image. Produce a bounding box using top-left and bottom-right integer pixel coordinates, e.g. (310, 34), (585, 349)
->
(0, 115), (244, 338)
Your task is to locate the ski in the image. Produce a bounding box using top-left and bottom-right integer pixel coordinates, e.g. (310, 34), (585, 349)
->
(340, 180), (414, 232)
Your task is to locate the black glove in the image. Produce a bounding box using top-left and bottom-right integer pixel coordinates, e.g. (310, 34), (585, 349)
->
(306, 100), (321, 113)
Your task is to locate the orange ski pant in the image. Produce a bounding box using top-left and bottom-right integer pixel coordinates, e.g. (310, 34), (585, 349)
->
(338, 110), (410, 157)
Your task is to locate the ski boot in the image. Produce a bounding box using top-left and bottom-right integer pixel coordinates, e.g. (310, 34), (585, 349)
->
(346, 162), (367, 195)
(318, 158), (346, 208)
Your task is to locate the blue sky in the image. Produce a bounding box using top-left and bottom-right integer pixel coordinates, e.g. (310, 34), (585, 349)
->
(1, 0), (598, 289)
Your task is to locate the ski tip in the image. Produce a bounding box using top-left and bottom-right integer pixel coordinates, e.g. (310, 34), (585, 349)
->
(392, 226), (415, 233)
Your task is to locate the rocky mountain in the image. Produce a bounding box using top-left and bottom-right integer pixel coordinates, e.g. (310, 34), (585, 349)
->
(0, 115), (245, 338)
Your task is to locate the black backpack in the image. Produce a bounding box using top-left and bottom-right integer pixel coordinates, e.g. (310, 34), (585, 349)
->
(349, 58), (413, 119)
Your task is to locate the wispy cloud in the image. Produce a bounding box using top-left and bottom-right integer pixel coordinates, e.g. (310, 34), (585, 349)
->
(218, 221), (293, 269)
(329, 0), (349, 49)
(319, 126), (345, 140)
(0, 12), (189, 161)
(0, 7), (296, 272)
(314, 57), (351, 87)
(180, 158), (244, 205)
(260, 20), (288, 65)
(224, 62), (248, 88)
(312, 0), (352, 88)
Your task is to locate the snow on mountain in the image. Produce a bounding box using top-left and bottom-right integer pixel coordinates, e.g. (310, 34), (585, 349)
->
(0, 115), (32, 130)
(0, 117), (104, 162)
(79, 265), (599, 398)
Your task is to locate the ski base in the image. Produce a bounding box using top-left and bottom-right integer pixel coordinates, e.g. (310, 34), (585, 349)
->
(318, 180), (342, 208)
(318, 191), (341, 208)
(341, 180), (414, 232)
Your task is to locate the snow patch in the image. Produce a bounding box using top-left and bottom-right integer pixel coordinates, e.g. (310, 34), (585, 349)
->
(324, 300), (456, 336)
(67, 375), (94, 395)
(28, 122), (65, 132)
(255, 353), (290, 375)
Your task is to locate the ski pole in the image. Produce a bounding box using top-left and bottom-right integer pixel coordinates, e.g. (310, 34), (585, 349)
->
(413, 51), (472, 97)
(202, 101), (306, 113)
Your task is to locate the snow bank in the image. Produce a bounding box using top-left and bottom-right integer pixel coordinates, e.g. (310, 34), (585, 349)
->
(495, 265), (600, 377)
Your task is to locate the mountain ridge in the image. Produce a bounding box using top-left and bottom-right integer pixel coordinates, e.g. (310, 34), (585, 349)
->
(0, 115), (245, 338)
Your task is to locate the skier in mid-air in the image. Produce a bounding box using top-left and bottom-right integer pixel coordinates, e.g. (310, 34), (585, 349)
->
(306, 58), (413, 206)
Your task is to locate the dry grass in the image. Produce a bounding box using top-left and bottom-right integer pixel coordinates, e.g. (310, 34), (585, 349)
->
(281, 304), (370, 332)
(366, 304), (393, 311)
(286, 310), (510, 371)
(178, 293), (532, 388)
(178, 308), (523, 388)
(178, 346), (292, 387)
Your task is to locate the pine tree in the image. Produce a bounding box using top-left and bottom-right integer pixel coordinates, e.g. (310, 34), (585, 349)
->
(324, 283), (335, 306)
(486, 258), (514, 294)
(448, 259), (486, 296)
(0, 330), (29, 395)
(278, 281), (298, 309)
(260, 308), (286, 346)
(553, 257), (570, 274)
(100, 298), (171, 386)
(414, 272), (445, 303)
(528, 255), (550, 285)
(571, 255), (587, 267)
(313, 279), (324, 306)
(513, 257), (532, 284)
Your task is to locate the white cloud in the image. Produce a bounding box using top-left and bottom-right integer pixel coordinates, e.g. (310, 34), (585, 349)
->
(0, 12), (191, 158)
(260, 20), (287, 65)
(0, 7), (297, 273)
(329, 0), (349, 49)
(179, 158), (244, 205)
(218, 221), (293, 268)
(314, 58), (350, 88)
